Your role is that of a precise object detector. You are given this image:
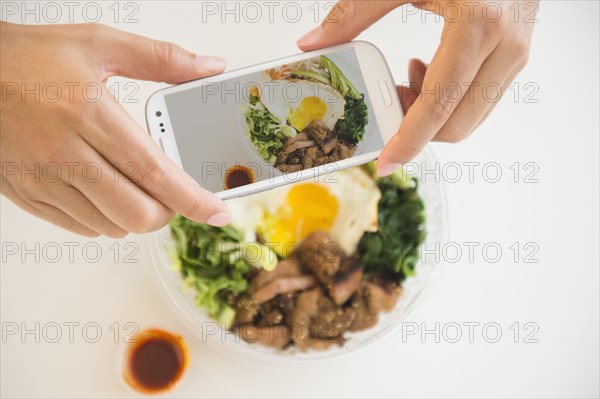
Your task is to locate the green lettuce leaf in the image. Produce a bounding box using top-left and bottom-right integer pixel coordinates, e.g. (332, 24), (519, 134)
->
(170, 215), (251, 329)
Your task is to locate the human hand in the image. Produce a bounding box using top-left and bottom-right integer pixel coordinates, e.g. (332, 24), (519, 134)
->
(0, 22), (231, 237)
(297, 0), (537, 176)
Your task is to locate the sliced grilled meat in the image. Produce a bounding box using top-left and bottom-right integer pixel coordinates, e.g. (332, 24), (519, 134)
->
(282, 133), (315, 154)
(303, 146), (318, 169)
(248, 260), (302, 294)
(287, 288), (321, 343)
(296, 288), (321, 316)
(318, 145), (340, 165)
(349, 284), (379, 332)
(284, 139), (315, 154)
(277, 163), (303, 173)
(365, 277), (403, 313)
(234, 294), (259, 325)
(252, 275), (317, 304)
(329, 257), (364, 305)
(303, 120), (338, 155)
(238, 325), (289, 350)
(336, 141), (357, 159)
(273, 293), (296, 315)
(321, 135), (338, 155)
(304, 147), (336, 169)
(234, 229), (406, 351)
(310, 307), (357, 339)
(259, 309), (284, 326)
(303, 120), (329, 143)
(300, 231), (343, 285)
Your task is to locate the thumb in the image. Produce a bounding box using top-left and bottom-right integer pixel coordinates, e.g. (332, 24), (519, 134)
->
(97, 25), (225, 84)
(297, 0), (404, 50)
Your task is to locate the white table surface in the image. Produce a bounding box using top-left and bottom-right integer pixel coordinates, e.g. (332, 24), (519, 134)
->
(1, 1), (599, 397)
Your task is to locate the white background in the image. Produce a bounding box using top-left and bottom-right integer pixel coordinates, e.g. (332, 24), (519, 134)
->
(1, 1), (599, 397)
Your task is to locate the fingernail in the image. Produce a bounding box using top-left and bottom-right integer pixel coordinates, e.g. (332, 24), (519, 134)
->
(377, 163), (402, 177)
(297, 26), (323, 47)
(196, 55), (226, 72)
(206, 212), (231, 227)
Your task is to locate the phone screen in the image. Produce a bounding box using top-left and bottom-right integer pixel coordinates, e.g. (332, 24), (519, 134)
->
(163, 48), (384, 194)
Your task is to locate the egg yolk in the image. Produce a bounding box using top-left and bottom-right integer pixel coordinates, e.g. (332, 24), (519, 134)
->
(262, 183), (339, 253)
(289, 97), (327, 132)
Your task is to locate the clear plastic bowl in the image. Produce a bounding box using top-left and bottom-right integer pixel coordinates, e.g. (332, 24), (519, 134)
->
(149, 145), (449, 363)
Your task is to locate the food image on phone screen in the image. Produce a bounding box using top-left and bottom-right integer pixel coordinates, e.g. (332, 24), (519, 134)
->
(163, 48), (384, 194)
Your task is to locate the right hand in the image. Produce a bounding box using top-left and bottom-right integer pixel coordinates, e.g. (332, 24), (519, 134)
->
(297, 0), (536, 177)
(0, 22), (232, 238)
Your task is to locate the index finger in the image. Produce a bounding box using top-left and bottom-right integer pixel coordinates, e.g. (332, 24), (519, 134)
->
(81, 96), (231, 226)
(376, 23), (499, 175)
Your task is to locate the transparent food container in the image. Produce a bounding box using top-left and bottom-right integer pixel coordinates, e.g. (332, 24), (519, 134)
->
(149, 145), (449, 363)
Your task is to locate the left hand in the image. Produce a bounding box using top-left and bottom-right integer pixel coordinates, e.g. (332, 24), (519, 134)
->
(0, 22), (231, 237)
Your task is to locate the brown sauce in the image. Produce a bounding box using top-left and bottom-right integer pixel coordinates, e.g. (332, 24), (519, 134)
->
(225, 165), (254, 189)
(123, 329), (188, 394)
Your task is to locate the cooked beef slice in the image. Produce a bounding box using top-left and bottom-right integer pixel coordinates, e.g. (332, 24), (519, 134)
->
(252, 275), (317, 304)
(329, 257), (364, 305)
(238, 325), (289, 349)
(310, 307), (357, 339)
(336, 141), (357, 159)
(349, 284), (379, 332)
(299, 231), (343, 284)
(287, 288), (321, 343)
(303, 120), (338, 155)
(234, 294), (260, 325)
(364, 277), (403, 313)
(247, 260), (302, 294)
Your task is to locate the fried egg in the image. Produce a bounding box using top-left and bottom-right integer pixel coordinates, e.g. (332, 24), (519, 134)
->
(226, 167), (381, 256)
(258, 80), (346, 132)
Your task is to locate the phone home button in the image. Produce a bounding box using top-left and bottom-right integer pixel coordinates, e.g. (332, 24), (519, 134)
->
(378, 80), (393, 106)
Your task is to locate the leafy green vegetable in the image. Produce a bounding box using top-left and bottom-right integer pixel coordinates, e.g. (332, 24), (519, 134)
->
(290, 69), (331, 85)
(335, 94), (368, 144)
(320, 56), (361, 99)
(291, 56), (368, 143)
(245, 56), (369, 160)
(170, 215), (252, 329)
(243, 95), (289, 163)
(358, 168), (426, 280)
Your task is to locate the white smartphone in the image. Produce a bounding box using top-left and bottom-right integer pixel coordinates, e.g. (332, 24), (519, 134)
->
(146, 41), (402, 200)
